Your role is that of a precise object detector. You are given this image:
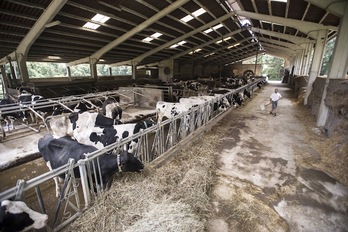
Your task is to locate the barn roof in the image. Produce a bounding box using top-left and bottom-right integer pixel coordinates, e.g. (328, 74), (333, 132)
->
(0, 0), (341, 66)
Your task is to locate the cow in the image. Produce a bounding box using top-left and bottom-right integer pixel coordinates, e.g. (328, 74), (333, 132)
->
(0, 98), (18, 133)
(73, 101), (94, 113)
(233, 92), (244, 107)
(187, 95), (231, 112)
(52, 98), (122, 125)
(72, 117), (155, 153)
(243, 88), (252, 99)
(0, 200), (48, 232)
(185, 81), (201, 91)
(156, 101), (194, 123)
(101, 97), (122, 124)
(18, 92), (52, 123)
(47, 111), (118, 139)
(38, 134), (144, 197)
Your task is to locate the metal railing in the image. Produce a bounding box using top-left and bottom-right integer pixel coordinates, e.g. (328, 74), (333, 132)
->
(0, 89), (151, 139)
(0, 77), (265, 231)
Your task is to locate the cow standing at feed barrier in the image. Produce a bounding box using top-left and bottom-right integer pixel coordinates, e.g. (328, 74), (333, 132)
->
(0, 200), (48, 232)
(102, 97), (123, 125)
(156, 94), (232, 123)
(52, 97), (122, 125)
(18, 91), (52, 124)
(156, 101), (195, 123)
(38, 134), (144, 197)
(0, 98), (18, 135)
(47, 112), (154, 153)
(72, 117), (155, 153)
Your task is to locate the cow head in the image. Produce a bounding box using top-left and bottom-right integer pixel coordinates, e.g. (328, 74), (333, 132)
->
(46, 113), (74, 138)
(133, 117), (155, 135)
(0, 200), (48, 232)
(118, 151), (144, 172)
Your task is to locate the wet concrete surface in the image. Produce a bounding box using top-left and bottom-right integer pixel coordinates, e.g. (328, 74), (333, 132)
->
(208, 82), (348, 232)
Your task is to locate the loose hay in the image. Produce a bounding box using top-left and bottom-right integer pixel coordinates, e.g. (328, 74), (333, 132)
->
(66, 135), (219, 232)
(124, 201), (203, 232)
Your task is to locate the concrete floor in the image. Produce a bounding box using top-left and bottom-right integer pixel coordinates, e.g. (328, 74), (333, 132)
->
(207, 82), (348, 232)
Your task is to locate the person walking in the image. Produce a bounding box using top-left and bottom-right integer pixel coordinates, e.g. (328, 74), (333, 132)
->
(270, 88), (282, 116)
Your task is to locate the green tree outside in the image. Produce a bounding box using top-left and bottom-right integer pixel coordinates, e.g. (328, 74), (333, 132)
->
(243, 54), (284, 80)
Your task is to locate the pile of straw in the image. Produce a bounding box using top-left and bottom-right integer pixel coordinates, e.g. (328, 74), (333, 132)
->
(66, 135), (218, 232)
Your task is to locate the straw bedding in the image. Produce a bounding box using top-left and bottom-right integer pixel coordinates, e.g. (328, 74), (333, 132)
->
(66, 135), (219, 232)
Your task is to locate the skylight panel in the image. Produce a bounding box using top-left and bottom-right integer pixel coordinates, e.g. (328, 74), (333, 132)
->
(216, 36), (232, 44)
(204, 52), (215, 57)
(189, 48), (202, 54)
(151, 32), (162, 38)
(192, 8), (206, 17)
(271, 0), (287, 2)
(83, 22), (100, 30)
(203, 28), (213, 34)
(169, 40), (187, 49)
(180, 8), (206, 23)
(48, 56), (61, 60)
(170, 44), (179, 48)
(213, 24), (223, 30)
(142, 37), (154, 42)
(181, 15), (194, 22)
(92, 14), (110, 23)
(142, 32), (162, 43)
(228, 43), (240, 49)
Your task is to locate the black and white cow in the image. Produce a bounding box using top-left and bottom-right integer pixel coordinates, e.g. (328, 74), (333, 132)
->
(0, 98), (18, 133)
(51, 101), (95, 116)
(0, 200), (48, 232)
(18, 92), (52, 123)
(47, 112), (154, 153)
(72, 117), (155, 153)
(38, 134), (144, 196)
(233, 92), (244, 107)
(185, 81), (201, 91)
(48, 111), (116, 138)
(102, 97), (122, 124)
(156, 101), (194, 123)
(243, 88), (252, 99)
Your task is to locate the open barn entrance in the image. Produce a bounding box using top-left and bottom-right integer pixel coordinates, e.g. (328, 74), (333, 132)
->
(243, 54), (285, 81)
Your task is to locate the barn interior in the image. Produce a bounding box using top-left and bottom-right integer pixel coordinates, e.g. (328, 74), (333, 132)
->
(0, 0), (348, 231)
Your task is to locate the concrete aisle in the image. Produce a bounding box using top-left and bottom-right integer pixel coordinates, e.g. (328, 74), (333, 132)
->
(207, 83), (348, 232)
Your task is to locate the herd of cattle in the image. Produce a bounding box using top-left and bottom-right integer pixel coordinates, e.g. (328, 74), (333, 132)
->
(0, 78), (267, 231)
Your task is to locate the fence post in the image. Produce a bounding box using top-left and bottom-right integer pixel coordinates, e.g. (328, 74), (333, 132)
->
(78, 160), (91, 207)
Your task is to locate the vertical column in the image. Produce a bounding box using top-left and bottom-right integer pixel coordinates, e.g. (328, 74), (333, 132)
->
(89, 58), (98, 81)
(16, 53), (29, 84)
(303, 43), (313, 76)
(131, 61), (138, 80)
(303, 29), (328, 105)
(67, 66), (72, 81)
(317, 1), (348, 126)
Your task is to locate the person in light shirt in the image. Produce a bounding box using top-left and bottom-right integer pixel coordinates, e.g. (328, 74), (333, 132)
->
(270, 88), (282, 116)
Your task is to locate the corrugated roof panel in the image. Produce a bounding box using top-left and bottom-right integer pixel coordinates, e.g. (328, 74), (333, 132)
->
(254, 1), (269, 15)
(271, 1), (287, 17)
(322, 13), (340, 27)
(288, 0), (308, 20)
(303, 4), (327, 23)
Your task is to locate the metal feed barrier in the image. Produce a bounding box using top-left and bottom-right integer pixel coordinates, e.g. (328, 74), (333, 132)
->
(0, 89), (150, 141)
(0, 78), (265, 231)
